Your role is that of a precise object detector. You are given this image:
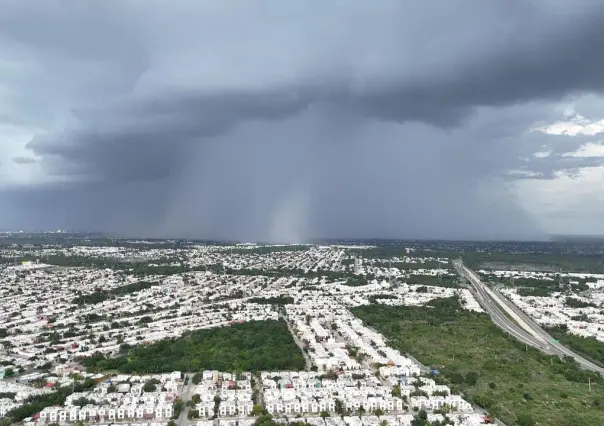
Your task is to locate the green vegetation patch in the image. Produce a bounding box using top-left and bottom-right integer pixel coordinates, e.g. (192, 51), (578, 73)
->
(547, 325), (604, 368)
(352, 298), (604, 426)
(248, 295), (294, 305)
(72, 281), (158, 305)
(406, 274), (459, 288)
(345, 276), (371, 286)
(565, 297), (598, 309)
(80, 320), (305, 373)
(465, 252), (604, 274)
(5, 378), (97, 422)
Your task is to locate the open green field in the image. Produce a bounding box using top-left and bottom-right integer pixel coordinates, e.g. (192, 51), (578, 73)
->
(353, 298), (604, 426)
(81, 320), (305, 373)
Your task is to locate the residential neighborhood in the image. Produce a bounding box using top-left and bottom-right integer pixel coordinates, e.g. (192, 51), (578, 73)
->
(1, 239), (604, 426)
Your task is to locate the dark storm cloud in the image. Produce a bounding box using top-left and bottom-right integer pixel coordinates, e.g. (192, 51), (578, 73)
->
(11, 156), (36, 165)
(3, 0), (604, 239)
(26, 89), (314, 182)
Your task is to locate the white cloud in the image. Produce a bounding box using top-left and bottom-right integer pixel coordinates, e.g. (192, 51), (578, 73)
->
(533, 114), (604, 136)
(563, 141), (604, 158)
(506, 169), (541, 178)
(515, 165), (604, 234)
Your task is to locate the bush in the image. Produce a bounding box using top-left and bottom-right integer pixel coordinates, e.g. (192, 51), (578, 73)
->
(516, 413), (536, 426)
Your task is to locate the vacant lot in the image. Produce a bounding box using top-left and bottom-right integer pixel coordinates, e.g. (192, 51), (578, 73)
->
(81, 320), (305, 373)
(353, 298), (604, 426)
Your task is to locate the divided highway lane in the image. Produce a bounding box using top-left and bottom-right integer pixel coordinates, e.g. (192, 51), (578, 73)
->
(494, 287), (604, 375)
(455, 262), (552, 353)
(453, 260), (604, 376)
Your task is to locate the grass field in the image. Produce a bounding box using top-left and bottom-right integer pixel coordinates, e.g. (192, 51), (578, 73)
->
(353, 298), (604, 426)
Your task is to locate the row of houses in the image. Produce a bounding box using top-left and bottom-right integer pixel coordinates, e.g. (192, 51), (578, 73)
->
(37, 403), (174, 423)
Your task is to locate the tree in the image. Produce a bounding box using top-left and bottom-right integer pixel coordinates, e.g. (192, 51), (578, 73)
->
(213, 394), (221, 419)
(357, 405), (366, 417)
(192, 394), (201, 404)
(323, 370), (338, 380)
(436, 403), (451, 414)
(143, 381), (157, 392)
(185, 400), (196, 408)
(410, 417), (424, 426)
(167, 421), (177, 426)
(449, 373), (464, 384)
(374, 408), (385, 416)
(192, 373), (202, 384)
(465, 371), (479, 386)
(391, 384), (401, 398)
(253, 414), (280, 426)
(335, 398), (345, 415)
(107, 384), (117, 393)
(252, 404), (265, 416)
(320, 410), (330, 419)
(410, 409), (428, 426)
(172, 399), (185, 419)
(3, 368), (14, 377)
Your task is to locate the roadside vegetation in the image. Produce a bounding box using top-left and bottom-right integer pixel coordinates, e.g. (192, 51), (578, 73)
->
(547, 325), (604, 368)
(80, 320), (305, 373)
(352, 297), (604, 426)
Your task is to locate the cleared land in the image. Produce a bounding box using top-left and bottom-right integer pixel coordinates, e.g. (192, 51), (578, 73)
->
(81, 320), (305, 373)
(353, 298), (604, 426)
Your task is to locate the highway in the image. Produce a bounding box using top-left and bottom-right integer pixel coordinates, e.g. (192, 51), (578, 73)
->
(453, 260), (604, 376)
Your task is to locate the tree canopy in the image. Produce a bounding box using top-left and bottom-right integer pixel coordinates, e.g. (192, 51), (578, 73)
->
(81, 320), (305, 373)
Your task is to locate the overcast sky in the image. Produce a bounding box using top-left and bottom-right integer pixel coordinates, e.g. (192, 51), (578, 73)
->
(2, 0), (604, 242)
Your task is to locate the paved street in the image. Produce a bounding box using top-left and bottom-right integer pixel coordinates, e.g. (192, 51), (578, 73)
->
(178, 374), (196, 426)
(281, 312), (312, 371)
